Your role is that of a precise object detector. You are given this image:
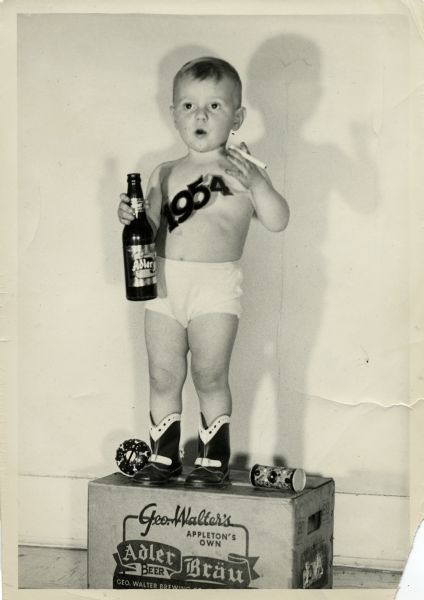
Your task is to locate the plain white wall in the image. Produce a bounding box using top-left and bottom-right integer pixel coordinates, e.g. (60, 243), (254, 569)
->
(17, 12), (413, 565)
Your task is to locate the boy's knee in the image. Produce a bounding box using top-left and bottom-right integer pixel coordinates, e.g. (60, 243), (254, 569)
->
(149, 364), (185, 394)
(191, 363), (228, 393)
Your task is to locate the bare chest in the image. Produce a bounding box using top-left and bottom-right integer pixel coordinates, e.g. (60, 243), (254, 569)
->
(161, 168), (251, 233)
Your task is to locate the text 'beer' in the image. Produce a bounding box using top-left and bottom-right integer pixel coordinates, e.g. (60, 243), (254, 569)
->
(122, 173), (157, 301)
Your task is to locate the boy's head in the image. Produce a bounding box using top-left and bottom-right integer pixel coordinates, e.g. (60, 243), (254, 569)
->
(172, 57), (243, 108)
(171, 57), (246, 154)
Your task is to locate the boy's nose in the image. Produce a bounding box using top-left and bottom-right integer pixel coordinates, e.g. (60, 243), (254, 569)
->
(195, 108), (208, 120)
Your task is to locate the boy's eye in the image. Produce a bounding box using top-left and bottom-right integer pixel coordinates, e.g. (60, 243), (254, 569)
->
(210, 102), (220, 110)
(183, 103), (193, 110)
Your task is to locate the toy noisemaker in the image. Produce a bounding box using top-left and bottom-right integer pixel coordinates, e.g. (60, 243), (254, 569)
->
(115, 438), (151, 477)
(250, 463), (306, 493)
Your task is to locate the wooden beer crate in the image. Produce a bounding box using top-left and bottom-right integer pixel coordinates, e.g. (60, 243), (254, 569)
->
(87, 469), (334, 589)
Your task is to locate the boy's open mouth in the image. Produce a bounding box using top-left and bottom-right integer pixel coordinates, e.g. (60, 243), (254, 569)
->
(195, 128), (207, 137)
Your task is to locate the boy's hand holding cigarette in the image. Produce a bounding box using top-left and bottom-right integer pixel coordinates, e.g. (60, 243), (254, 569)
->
(225, 142), (269, 192)
(226, 142), (289, 232)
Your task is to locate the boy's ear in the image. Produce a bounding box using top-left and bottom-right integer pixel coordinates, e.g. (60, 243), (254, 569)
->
(232, 106), (246, 131)
(169, 105), (176, 124)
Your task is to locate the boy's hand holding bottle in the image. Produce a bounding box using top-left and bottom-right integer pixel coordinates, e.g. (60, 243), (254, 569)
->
(118, 193), (135, 225)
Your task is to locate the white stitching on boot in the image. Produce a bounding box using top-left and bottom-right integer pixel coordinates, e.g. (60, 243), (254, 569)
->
(149, 413), (181, 442)
(199, 415), (230, 445)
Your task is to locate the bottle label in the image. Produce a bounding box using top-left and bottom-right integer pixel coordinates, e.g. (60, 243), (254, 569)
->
(126, 244), (157, 287)
(130, 197), (146, 218)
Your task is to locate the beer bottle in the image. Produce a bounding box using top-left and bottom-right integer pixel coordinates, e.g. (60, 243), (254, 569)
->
(122, 173), (157, 301)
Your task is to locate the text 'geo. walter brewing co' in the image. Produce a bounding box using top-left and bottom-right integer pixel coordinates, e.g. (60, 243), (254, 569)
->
(122, 173), (157, 301)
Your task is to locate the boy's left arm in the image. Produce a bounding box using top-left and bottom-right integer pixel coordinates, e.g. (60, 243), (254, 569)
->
(226, 143), (290, 232)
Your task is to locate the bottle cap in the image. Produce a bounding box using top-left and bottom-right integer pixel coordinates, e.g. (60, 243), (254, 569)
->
(292, 468), (306, 493)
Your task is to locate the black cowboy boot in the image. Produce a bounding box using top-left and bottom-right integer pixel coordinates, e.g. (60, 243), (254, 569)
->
(184, 413), (230, 488)
(132, 412), (182, 485)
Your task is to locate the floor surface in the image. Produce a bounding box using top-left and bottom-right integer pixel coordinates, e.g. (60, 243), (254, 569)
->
(18, 546), (402, 589)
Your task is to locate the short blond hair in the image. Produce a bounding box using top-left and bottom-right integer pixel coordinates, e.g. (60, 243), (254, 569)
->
(173, 56), (242, 107)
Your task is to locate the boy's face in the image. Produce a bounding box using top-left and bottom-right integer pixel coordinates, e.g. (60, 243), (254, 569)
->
(171, 75), (245, 154)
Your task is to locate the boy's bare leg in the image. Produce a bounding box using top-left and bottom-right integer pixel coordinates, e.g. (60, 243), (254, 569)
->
(144, 309), (189, 424)
(188, 313), (239, 425)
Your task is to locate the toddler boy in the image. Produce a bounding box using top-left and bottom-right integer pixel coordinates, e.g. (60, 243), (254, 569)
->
(118, 57), (289, 487)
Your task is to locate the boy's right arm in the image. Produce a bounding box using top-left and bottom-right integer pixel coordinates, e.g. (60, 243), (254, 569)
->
(117, 166), (163, 235)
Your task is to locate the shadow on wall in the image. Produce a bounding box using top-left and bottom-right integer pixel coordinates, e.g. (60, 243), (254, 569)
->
(232, 34), (377, 472)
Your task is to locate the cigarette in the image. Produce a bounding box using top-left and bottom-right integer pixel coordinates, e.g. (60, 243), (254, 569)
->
(228, 145), (267, 169)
